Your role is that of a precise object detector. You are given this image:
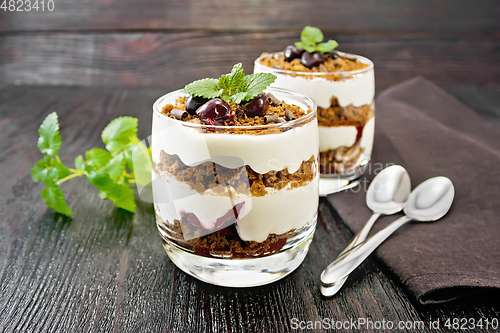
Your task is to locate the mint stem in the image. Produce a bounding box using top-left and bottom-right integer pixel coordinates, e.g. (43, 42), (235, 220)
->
(57, 172), (85, 185)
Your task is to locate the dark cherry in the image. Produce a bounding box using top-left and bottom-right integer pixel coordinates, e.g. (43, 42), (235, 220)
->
(327, 50), (340, 59)
(284, 45), (303, 61)
(180, 202), (245, 231)
(301, 52), (326, 68)
(196, 98), (235, 125)
(244, 93), (270, 117)
(185, 95), (209, 115)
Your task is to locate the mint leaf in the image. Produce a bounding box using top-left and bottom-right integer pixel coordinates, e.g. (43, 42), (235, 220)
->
(32, 158), (70, 182)
(218, 63), (246, 103)
(295, 26), (338, 54)
(37, 112), (62, 156)
(228, 92), (248, 105)
(183, 78), (222, 99)
(218, 75), (231, 94)
(316, 40), (338, 53)
(87, 172), (135, 212)
(101, 117), (138, 153)
(239, 73), (276, 103)
(100, 153), (125, 182)
(109, 185), (136, 212)
(74, 155), (85, 171)
(183, 64), (276, 104)
(41, 180), (73, 215)
(129, 141), (152, 188)
(85, 148), (112, 171)
(302, 26), (323, 44)
(123, 144), (135, 173)
(228, 63), (245, 91)
(295, 41), (316, 53)
(32, 160), (49, 182)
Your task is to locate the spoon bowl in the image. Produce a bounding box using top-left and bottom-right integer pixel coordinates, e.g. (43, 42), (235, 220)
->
(367, 165), (411, 214)
(406, 177), (454, 221)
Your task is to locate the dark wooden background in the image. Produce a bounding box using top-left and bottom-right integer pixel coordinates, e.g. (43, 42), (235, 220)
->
(1, 1), (500, 332)
(1, 0), (499, 89)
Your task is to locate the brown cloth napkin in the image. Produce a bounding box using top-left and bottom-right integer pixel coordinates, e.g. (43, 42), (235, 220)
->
(327, 77), (500, 304)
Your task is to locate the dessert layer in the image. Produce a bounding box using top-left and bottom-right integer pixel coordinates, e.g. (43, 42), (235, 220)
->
(155, 151), (317, 197)
(258, 53), (369, 74)
(164, 220), (292, 258)
(320, 145), (369, 175)
(153, 170), (318, 243)
(162, 96), (309, 129)
(236, 179), (318, 242)
(317, 97), (374, 127)
(153, 173), (249, 235)
(152, 109), (318, 175)
(319, 117), (375, 153)
(254, 54), (374, 108)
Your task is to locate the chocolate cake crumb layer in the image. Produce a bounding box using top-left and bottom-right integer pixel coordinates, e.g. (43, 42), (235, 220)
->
(162, 220), (291, 258)
(259, 53), (369, 81)
(318, 96), (374, 127)
(160, 96), (312, 135)
(155, 151), (317, 197)
(319, 143), (363, 175)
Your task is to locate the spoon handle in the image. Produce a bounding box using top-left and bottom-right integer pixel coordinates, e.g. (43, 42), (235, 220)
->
(340, 212), (381, 256)
(320, 212), (381, 297)
(321, 215), (412, 284)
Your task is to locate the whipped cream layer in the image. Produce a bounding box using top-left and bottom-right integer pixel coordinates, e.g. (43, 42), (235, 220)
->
(319, 117), (375, 155)
(152, 90), (318, 175)
(254, 57), (374, 108)
(236, 179), (318, 242)
(153, 173), (250, 237)
(154, 172), (318, 242)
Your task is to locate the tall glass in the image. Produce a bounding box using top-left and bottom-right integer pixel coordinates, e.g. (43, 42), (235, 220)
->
(151, 87), (319, 287)
(254, 52), (375, 180)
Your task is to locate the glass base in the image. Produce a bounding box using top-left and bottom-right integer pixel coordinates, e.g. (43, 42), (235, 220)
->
(161, 215), (317, 287)
(319, 177), (361, 196)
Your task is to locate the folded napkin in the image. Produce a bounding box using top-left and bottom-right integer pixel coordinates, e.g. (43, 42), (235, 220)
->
(327, 77), (500, 304)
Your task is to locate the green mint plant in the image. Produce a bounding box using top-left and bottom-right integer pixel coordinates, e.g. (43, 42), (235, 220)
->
(183, 63), (276, 104)
(294, 26), (338, 54)
(32, 112), (147, 215)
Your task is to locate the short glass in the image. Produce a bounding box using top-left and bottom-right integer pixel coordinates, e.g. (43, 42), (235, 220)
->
(254, 52), (375, 180)
(151, 87), (319, 287)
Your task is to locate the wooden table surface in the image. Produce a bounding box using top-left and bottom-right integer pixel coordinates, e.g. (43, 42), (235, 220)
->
(1, 1), (499, 332)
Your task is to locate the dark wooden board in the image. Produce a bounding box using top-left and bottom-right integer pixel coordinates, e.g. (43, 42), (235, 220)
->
(0, 0), (498, 34)
(1, 32), (499, 88)
(0, 85), (499, 332)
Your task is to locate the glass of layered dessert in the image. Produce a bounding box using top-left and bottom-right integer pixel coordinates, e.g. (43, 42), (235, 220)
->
(151, 64), (319, 287)
(254, 26), (375, 180)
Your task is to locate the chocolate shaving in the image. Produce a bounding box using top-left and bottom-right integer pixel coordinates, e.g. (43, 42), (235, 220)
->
(266, 93), (282, 106)
(161, 104), (174, 115)
(284, 109), (296, 121)
(235, 105), (245, 119)
(171, 108), (188, 119)
(264, 114), (279, 124)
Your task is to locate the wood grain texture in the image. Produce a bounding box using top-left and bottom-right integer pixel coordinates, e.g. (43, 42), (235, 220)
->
(1, 32), (499, 88)
(0, 86), (499, 332)
(0, 0), (498, 34)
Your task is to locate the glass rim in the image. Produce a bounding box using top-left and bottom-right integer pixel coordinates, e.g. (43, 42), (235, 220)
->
(254, 51), (374, 77)
(152, 87), (317, 131)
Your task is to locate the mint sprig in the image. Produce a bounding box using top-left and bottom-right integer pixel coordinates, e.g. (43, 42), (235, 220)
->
(294, 26), (338, 54)
(183, 63), (276, 104)
(32, 112), (149, 215)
